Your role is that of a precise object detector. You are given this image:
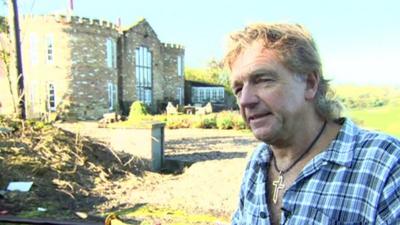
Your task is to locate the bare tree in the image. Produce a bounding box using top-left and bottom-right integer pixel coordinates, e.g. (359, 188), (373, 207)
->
(0, 20), (18, 115)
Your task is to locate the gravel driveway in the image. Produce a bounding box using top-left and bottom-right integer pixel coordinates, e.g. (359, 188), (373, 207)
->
(56, 122), (260, 219)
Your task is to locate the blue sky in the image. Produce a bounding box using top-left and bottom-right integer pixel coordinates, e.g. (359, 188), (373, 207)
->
(2, 0), (400, 85)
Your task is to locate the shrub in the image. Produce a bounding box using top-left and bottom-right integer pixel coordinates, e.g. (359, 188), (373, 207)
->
(216, 113), (234, 129)
(26, 119), (48, 131)
(232, 114), (247, 130)
(128, 101), (148, 121)
(202, 114), (217, 129)
(153, 114), (168, 123)
(117, 110), (249, 130)
(190, 116), (204, 128)
(166, 115), (191, 129)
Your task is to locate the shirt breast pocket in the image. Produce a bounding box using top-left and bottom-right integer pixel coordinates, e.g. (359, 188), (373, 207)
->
(296, 207), (370, 225)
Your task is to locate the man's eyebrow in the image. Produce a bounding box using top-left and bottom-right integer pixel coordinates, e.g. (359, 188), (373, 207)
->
(249, 69), (278, 78)
(231, 69), (279, 87)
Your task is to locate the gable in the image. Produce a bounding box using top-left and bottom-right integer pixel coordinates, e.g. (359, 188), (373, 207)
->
(125, 18), (160, 42)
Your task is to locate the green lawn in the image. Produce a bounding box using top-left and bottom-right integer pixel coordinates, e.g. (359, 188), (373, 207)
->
(348, 103), (400, 138)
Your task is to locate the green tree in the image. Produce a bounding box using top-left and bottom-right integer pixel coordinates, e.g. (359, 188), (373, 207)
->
(0, 0), (7, 32)
(0, 16), (8, 33)
(185, 58), (232, 94)
(185, 67), (209, 83)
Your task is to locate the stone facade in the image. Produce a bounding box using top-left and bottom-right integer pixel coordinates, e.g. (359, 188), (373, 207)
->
(120, 19), (184, 113)
(161, 43), (185, 108)
(0, 15), (185, 120)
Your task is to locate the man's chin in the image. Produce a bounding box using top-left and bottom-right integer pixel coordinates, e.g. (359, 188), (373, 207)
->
(251, 128), (273, 143)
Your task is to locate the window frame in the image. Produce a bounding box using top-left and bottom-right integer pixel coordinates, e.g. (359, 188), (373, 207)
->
(192, 86), (225, 104)
(176, 87), (183, 105)
(48, 83), (56, 112)
(46, 34), (54, 64)
(106, 38), (116, 68)
(135, 46), (152, 105)
(177, 55), (183, 77)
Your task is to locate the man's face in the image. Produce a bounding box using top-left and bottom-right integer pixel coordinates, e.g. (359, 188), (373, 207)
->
(230, 41), (309, 144)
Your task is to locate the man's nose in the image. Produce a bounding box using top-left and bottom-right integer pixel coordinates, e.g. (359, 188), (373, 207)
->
(239, 85), (258, 108)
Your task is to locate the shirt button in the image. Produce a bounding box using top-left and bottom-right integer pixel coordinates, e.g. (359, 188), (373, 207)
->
(259, 211), (267, 218)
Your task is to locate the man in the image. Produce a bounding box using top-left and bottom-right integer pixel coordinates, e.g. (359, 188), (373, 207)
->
(224, 23), (400, 224)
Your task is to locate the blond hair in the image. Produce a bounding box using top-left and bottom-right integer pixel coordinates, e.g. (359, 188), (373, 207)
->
(224, 23), (341, 121)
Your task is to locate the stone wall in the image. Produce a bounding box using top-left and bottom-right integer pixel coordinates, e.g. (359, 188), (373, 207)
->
(68, 16), (119, 119)
(14, 15), (120, 120)
(19, 15), (73, 119)
(120, 19), (163, 113)
(161, 43), (185, 108)
(120, 19), (185, 114)
(2, 15), (185, 119)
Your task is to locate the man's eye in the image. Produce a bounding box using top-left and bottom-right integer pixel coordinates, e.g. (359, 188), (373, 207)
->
(233, 87), (242, 96)
(255, 78), (273, 83)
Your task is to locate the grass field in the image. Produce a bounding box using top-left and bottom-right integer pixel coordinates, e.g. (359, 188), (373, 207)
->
(347, 101), (400, 138)
(332, 85), (400, 138)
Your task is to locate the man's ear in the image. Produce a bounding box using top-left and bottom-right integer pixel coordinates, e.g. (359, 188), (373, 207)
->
(304, 72), (319, 100)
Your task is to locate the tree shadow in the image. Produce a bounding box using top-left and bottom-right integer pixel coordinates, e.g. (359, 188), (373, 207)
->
(162, 151), (247, 175)
(167, 151), (247, 163)
(165, 135), (258, 154)
(162, 135), (257, 174)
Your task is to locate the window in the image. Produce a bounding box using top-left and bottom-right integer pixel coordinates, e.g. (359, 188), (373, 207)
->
(199, 89), (204, 102)
(106, 38), (116, 68)
(218, 88), (225, 100)
(176, 87), (183, 105)
(192, 87), (225, 104)
(48, 83), (56, 111)
(177, 55), (183, 77)
(212, 89), (217, 101)
(46, 34), (54, 64)
(135, 46), (152, 105)
(191, 88), (197, 104)
(205, 89), (211, 101)
(29, 33), (38, 65)
(107, 81), (117, 111)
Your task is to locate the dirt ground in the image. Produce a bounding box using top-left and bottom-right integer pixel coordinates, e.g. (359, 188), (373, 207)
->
(56, 122), (260, 220)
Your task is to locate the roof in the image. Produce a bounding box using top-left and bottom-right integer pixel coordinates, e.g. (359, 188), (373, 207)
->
(185, 80), (225, 88)
(124, 18), (158, 38)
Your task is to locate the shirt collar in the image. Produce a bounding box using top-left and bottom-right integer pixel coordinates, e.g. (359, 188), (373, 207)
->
(255, 143), (270, 169)
(320, 118), (359, 168)
(255, 118), (359, 168)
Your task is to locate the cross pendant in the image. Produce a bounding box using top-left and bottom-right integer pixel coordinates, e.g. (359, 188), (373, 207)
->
(272, 174), (285, 204)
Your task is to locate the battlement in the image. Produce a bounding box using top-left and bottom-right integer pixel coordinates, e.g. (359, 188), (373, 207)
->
(162, 42), (185, 50)
(21, 14), (118, 30)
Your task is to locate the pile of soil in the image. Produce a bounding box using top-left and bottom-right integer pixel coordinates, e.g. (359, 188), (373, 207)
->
(0, 117), (144, 219)
(0, 118), (259, 224)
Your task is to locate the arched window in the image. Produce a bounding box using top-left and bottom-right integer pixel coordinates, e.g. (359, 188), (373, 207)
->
(135, 46), (152, 105)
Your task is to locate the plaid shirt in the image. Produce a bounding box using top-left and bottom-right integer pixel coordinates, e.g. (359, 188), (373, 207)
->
(232, 118), (400, 225)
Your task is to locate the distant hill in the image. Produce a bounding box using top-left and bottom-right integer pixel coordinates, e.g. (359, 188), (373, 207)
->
(332, 84), (400, 138)
(332, 84), (400, 109)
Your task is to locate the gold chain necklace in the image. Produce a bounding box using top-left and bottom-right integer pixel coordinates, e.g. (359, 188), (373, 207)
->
(271, 121), (327, 204)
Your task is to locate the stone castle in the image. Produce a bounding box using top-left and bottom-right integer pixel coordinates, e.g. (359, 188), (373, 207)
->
(0, 14), (185, 120)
